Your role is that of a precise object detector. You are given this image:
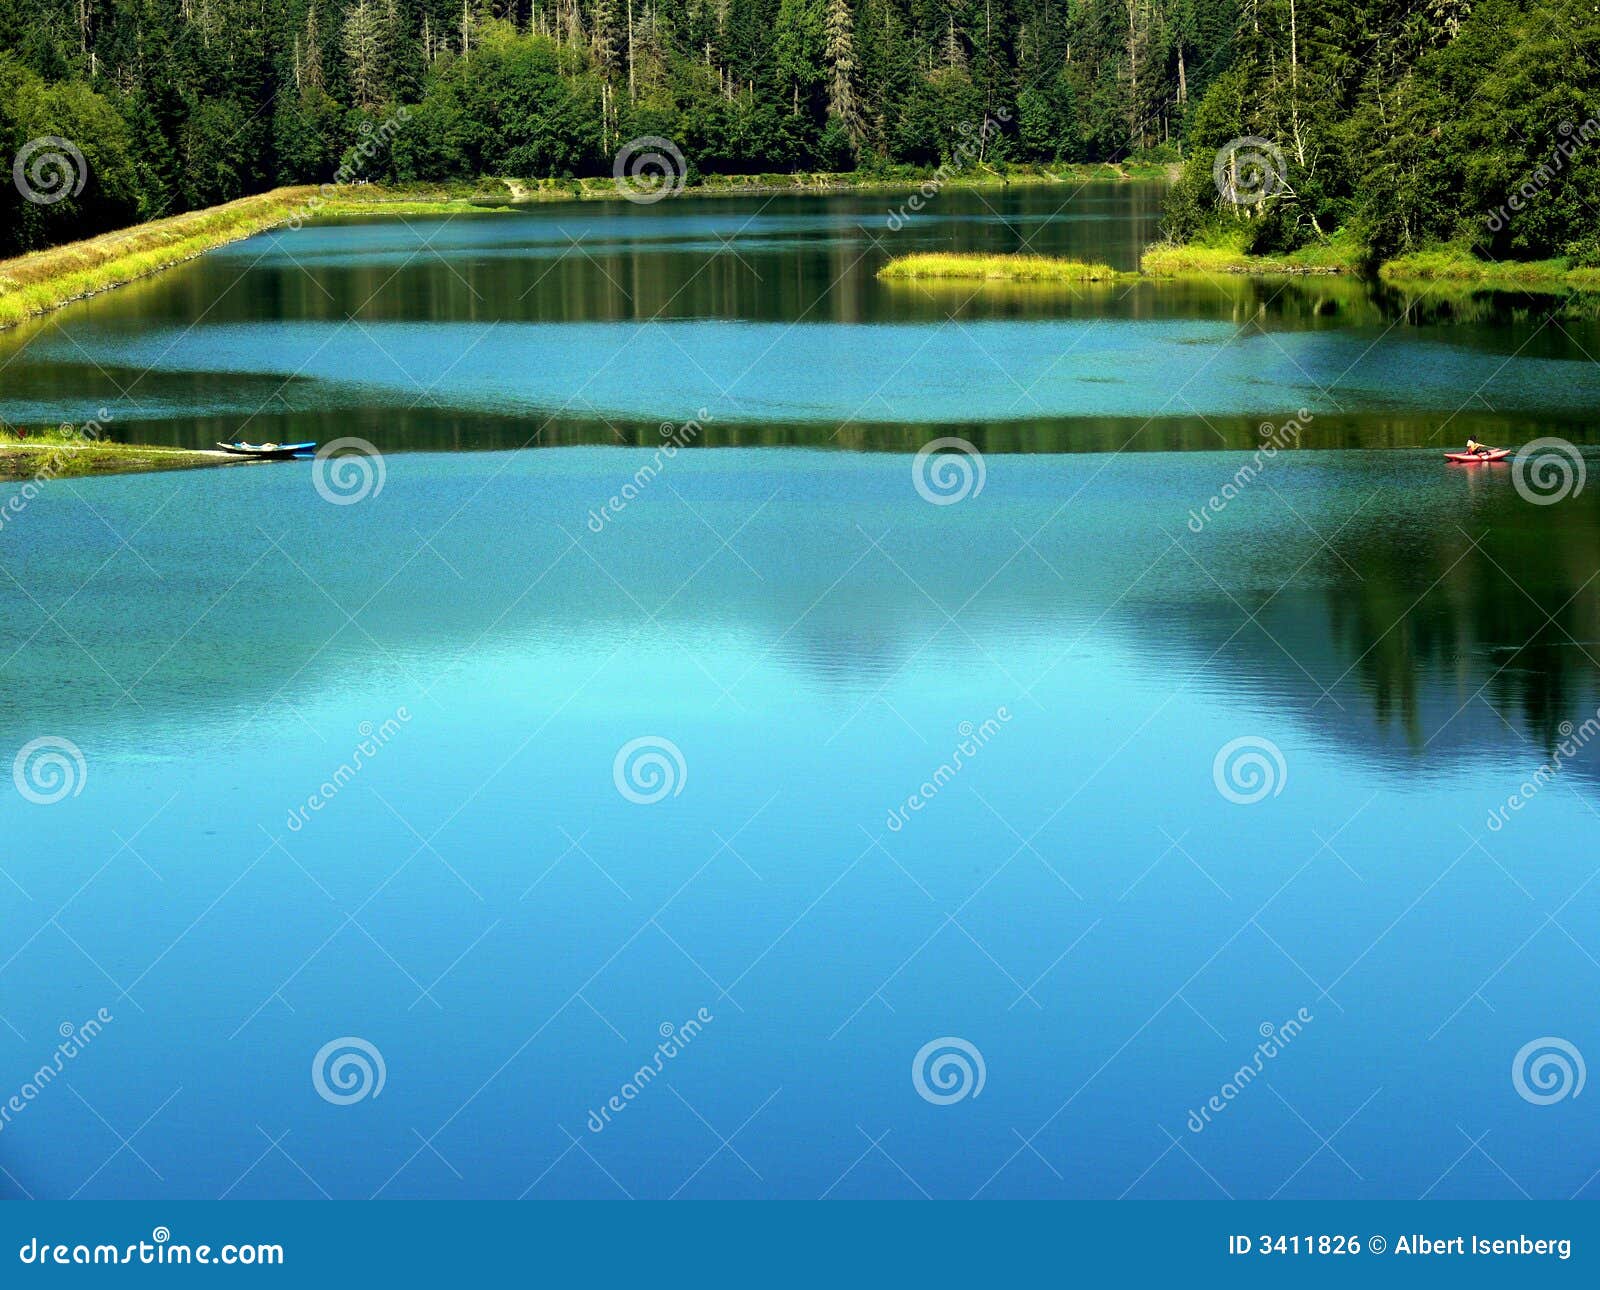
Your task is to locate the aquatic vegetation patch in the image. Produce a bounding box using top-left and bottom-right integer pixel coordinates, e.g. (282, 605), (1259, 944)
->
(877, 252), (1128, 282)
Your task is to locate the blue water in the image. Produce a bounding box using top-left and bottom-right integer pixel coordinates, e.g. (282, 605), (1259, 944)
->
(22, 319), (1600, 426)
(3, 188), (1597, 448)
(2, 447), (1596, 1200)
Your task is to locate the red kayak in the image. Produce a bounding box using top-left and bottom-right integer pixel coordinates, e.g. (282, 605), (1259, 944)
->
(1444, 448), (1511, 463)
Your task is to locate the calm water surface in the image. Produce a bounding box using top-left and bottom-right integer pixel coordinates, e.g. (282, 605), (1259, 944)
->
(0, 187), (1597, 1201)
(2, 185), (1598, 448)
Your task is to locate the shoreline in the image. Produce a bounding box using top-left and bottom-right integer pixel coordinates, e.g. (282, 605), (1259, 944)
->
(0, 165), (1172, 332)
(0, 439), (237, 482)
(1138, 237), (1600, 290)
(7, 416), (1587, 485)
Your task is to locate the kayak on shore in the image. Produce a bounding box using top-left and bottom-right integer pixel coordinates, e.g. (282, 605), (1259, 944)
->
(216, 440), (317, 459)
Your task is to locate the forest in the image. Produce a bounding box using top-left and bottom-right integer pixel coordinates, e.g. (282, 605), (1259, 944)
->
(0, 0), (1235, 252)
(1, 0), (1597, 266)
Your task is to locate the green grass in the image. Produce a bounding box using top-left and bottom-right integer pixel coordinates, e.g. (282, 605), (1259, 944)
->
(2, 167), (1176, 330)
(1141, 228), (1360, 277)
(0, 187), (327, 329)
(1141, 230), (1600, 290)
(0, 428), (227, 480)
(877, 252), (1128, 282)
(1380, 246), (1600, 289)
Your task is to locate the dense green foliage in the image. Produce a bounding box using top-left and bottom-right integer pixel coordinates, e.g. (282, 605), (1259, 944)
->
(1, 0), (1237, 253)
(1162, 0), (1600, 263)
(5, 0), (1597, 266)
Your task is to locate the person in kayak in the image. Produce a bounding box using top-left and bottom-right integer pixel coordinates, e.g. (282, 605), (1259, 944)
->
(1465, 439), (1498, 456)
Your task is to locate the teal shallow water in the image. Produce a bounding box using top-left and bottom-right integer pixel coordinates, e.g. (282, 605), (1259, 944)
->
(2, 187), (1597, 449)
(1, 447), (1597, 1198)
(17, 319), (1600, 426)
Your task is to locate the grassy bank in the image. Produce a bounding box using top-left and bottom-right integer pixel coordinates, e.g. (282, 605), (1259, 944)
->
(2, 164), (1172, 331)
(1141, 229), (1600, 289)
(1379, 247), (1600, 289)
(0, 428), (231, 481)
(878, 252), (1128, 283)
(0, 187), (318, 329)
(0, 182), (529, 328)
(1141, 229), (1361, 277)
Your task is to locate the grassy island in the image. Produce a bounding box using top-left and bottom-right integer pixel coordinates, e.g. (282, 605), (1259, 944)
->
(877, 253), (1129, 283)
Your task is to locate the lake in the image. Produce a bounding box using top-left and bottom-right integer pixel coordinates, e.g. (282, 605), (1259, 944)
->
(0, 185), (1597, 1200)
